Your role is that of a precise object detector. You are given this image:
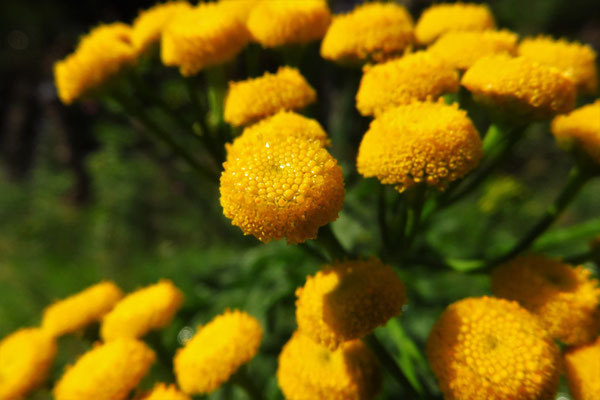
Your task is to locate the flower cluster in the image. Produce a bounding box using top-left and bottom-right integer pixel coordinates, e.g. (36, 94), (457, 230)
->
(551, 100), (600, 164)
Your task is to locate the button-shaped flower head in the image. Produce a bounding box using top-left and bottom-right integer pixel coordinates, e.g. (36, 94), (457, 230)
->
(564, 337), (600, 400)
(131, 1), (192, 53)
(427, 296), (560, 400)
(551, 100), (600, 165)
(174, 310), (262, 394)
(357, 101), (482, 192)
(224, 67), (316, 127)
(140, 383), (191, 400)
(277, 331), (381, 400)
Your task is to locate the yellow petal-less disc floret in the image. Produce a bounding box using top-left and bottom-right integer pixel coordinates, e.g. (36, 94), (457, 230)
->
(415, 2), (495, 45)
(247, 0), (331, 47)
(224, 67), (317, 127)
(518, 36), (598, 95)
(492, 254), (600, 346)
(54, 338), (155, 400)
(426, 296), (560, 400)
(174, 309), (262, 394)
(357, 101), (482, 192)
(277, 331), (381, 400)
(42, 281), (123, 337)
(161, 2), (250, 76)
(356, 51), (459, 117)
(54, 23), (138, 105)
(0, 328), (57, 400)
(295, 259), (406, 350)
(551, 100), (600, 164)
(564, 337), (600, 400)
(320, 2), (414, 63)
(100, 279), (184, 341)
(131, 1), (192, 53)
(428, 30), (518, 70)
(220, 116), (344, 244)
(462, 54), (576, 120)
(141, 383), (191, 400)
(218, 0), (259, 22)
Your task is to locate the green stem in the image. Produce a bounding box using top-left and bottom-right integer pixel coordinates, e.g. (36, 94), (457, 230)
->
(313, 224), (349, 262)
(403, 184), (427, 254)
(231, 367), (264, 400)
(378, 185), (391, 253)
(184, 77), (222, 162)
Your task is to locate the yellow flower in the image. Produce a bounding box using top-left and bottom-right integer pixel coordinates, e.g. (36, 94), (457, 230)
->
(218, 0), (259, 22)
(355, 51), (459, 117)
(224, 67), (316, 127)
(131, 1), (192, 53)
(492, 254), (600, 346)
(295, 259), (406, 350)
(54, 23), (138, 105)
(161, 2), (250, 76)
(426, 296), (560, 400)
(415, 2), (495, 45)
(54, 338), (155, 400)
(564, 336), (600, 400)
(320, 2), (414, 63)
(140, 383), (191, 400)
(277, 331), (381, 400)
(220, 114), (344, 244)
(174, 310), (262, 394)
(428, 30), (518, 70)
(518, 36), (598, 95)
(247, 0), (331, 47)
(42, 281), (123, 337)
(551, 100), (600, 164)
(0, 328), (57, 400)
(462, 54), (576, 120)
(100, 280), (184, 341)
(357, 101), (482, 192)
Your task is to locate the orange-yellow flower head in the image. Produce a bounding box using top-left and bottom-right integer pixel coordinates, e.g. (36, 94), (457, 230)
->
(54, 23), (138, 105)
(218, 0), (259, 22)
(462, 54), (576, 120)
(220, 114), (344, 244)
(356, 51), (459, 117)
(415, 2), (495, 45)
(247, 0), (331, 47)
(100, 280), (184, 341)
(320, 2), (414, 63)
(428, 30), (518, 70)
(42, 281), (123, 337)
(492, 254), (600, 346)
(295, 259), (406, 350)
(564, 337), (600, 400)
(174, 310), (262, 394)
(0, 328), (57, 400)
(140, 383), (191, 400)
(53, 338), (155, 400)
(131, 1), (192, 53)
(518, 36), (598, 95)
(551, 100), (600, 165)
(161, 2), (250, 76)
(224, 67), (317, 127)
(426, 296), (560, 400)
(357, 101), (482, 192)
(277, 331), (381, 400)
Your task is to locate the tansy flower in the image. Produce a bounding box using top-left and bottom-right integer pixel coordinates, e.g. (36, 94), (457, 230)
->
(54, 338), (155, 400)
(42, 281), (123, 337)
(218, 0), (259, 22)
(564, 337), (600, 400)
(415, 2), (495, 45)
(139, 383), (191, 400)
(220, 115), (344, 244)
(462, 54), (576, 120)
(295, 259), (406, 350)
(428, 30), (518, 70)
(0, 328), (57, 400)
(100, 280), (184, 341)
(426, 296), (560, 400)
(320, 2), (414, 63)
(54, 23), (138, 105)
(174, 310), (262, 394)
(355, 51), (459, 117)
(224, 67), (316, 127)
(356, 101), (482, 192)
(492, 254), (600, 346)
(247, 0), (331, 47)
(161, 2), (250, 76)
(551, 100), (600, 164)
(131, 1), (192, 53)
(518, 36), (598, 95)
(277, 331), (381, 400)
